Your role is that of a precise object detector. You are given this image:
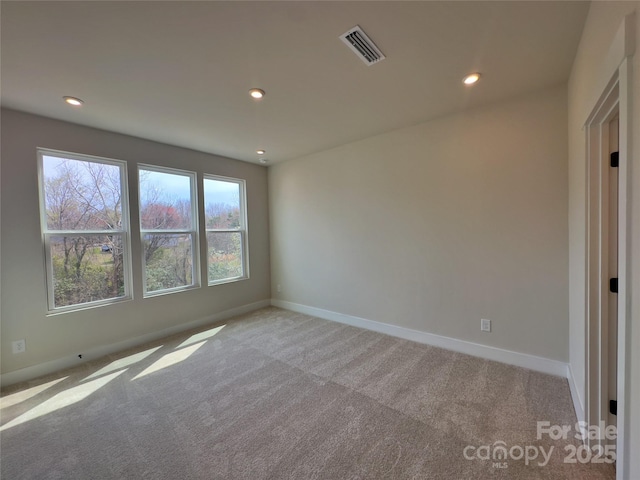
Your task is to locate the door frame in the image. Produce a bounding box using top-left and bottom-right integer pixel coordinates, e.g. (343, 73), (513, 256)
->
(583, 42), (632, 479)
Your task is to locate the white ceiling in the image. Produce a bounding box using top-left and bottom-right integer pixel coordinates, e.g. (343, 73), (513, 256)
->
(1, 1), (589, 165)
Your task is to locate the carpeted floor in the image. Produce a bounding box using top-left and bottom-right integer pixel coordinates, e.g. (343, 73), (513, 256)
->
(1, 307), (615, 479)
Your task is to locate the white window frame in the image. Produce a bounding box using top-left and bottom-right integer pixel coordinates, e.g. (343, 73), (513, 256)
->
(37, 148), (133, 314)
(138, 164), (200, 297)
(203, 174), (249, 285)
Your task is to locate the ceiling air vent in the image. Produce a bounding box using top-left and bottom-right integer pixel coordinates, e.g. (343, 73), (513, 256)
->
(339, 25), (385, 66)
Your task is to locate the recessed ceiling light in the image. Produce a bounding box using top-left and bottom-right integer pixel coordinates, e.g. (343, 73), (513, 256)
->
(463, 73), (481, 85)
(249, 88), (265, 99)
(63, 96), (84, 106)
(256, 149), (266, 155)
(259, 158), (268, 164)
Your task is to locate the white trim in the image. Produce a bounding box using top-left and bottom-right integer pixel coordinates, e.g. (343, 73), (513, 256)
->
(567, 363), (585, 425)
(271, 300), (568, 378)
(45, 229), (127, 235)
(616, 55), (631, 480)
(0, 299), (271, 388)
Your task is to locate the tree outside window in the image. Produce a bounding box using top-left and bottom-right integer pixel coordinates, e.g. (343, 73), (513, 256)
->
(39, 150), (131, 311)
(203, 176), (247, 284)
(139, 167), (199, 294)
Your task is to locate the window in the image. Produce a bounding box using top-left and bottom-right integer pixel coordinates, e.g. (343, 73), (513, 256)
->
(38, 151), (246, 310)
(38, 149), (131, 312)
(203, 175), (248, 284)
(139, 166), (199, 295)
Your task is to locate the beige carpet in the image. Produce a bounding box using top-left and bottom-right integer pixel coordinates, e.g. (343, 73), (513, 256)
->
(1, 307), (614, 479)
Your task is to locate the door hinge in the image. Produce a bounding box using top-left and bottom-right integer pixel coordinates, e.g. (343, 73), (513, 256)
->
(610, 400), (617, 416)
(610, 278), (618, 293)
(611, 152), (619, 167)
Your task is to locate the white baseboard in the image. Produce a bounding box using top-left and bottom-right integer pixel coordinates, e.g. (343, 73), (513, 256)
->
(271, 299), (569, 378)
(0, 299), (271, 388)
(567, 363), (585, 424)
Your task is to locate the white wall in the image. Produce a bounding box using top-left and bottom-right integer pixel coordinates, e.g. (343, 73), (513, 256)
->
(0, 109), (271, 379)
(567, 2), (640, 477)
(270, 85), (569, 362)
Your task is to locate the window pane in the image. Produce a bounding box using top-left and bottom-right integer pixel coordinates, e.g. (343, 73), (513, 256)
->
(204, 179), (241, 229)
(139, 170), (192, 230)
(42, 156), (122, 231)
(49, 234), (125, 308)
(207, 232), (243, 282)
(143, 233), (194, 292)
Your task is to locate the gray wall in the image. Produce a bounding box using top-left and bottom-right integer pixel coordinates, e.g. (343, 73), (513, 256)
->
(1, 109), (270, 375)
(269, 85), (569, 361)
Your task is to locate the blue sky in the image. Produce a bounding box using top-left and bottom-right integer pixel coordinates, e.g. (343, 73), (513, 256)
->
(43, 155), (240, 207)
(203, 178), (240, 207)
(142, 170), (239, 207)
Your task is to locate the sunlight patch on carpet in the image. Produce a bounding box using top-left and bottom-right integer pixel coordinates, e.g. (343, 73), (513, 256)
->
(83, 346), (163, 382)
(132, 341), (206, 381)
(177, 325), (225, 349)
(0, 377), (68, 410)
(0, 370), (126, 431)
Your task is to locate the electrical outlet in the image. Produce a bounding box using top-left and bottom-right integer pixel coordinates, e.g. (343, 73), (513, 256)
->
(277, 284), (282, 293)
(481, 319), (491, 333)
(12, 339), (26, 354)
